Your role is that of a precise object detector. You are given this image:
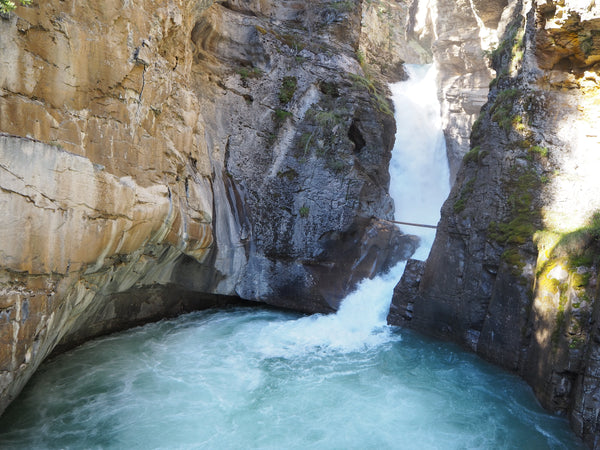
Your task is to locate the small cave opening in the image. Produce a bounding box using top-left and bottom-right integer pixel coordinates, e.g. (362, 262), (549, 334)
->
(348, 120), (366, 153)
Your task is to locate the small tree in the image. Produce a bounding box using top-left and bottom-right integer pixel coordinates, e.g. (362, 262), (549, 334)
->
(1, 0), (31, 14)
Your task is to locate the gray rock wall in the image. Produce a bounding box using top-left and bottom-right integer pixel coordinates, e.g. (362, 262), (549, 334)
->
(390, 0), (600, 445)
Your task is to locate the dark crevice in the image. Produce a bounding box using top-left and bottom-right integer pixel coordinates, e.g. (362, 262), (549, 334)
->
(348, 119), (366, 153)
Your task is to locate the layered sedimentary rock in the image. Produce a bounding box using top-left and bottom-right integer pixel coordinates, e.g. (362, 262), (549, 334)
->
(431, 0), (509, 182)
(390, 0), (600, 445)
(0, 0), (417, 415)
(359, 0), (433, 81)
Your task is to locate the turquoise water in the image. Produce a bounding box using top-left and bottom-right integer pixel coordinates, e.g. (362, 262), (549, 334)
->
(0, 293), (584, 449)
(0, 65), (584, 448)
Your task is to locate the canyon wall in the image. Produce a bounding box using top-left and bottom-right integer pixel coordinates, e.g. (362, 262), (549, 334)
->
(4, 0), (599, 445)
(390, 0), (600, 446)
(0, 0), (417, 415)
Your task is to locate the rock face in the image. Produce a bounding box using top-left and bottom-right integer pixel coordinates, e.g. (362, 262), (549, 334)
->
(390, 0), (600, 445)
(431, 0), (508, 182)
(359, 0), (433, 81)
(0, 0), (418, 415)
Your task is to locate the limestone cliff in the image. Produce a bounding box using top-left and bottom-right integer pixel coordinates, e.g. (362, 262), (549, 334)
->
(390, 0), (600, 446)
(0, 0), (417, 415)
(358, 0), (432, 81)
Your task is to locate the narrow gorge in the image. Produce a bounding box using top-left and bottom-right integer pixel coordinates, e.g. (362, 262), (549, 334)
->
(0, 0), (599, 447)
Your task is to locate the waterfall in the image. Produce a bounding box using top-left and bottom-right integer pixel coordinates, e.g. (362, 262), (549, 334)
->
(241, 64), (451, 357)
(390, 64), (451, 260)
(0, 65), (583, 450)
(242, 64), (451, 357)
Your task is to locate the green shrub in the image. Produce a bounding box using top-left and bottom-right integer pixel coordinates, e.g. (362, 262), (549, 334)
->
(273, 109), (292, 123)
(278, 76), (298, 104)
(0, 0), (29, 14)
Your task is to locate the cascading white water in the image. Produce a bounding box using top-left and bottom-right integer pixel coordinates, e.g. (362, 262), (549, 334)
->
(390, 64), (450, 260)
(0, 66), (584, 449)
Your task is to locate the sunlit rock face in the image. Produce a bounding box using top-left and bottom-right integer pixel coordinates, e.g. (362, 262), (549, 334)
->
(391, 0), (600, 445)
(0, 0), (417, 415)
(431, 0), (509, 183)
(358, 0), (433, 82)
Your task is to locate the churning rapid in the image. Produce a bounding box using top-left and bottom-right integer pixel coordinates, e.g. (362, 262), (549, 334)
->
(0, 66), (583, 449)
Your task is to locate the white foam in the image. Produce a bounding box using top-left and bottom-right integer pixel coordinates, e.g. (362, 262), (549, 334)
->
(389, 64), (451, 260)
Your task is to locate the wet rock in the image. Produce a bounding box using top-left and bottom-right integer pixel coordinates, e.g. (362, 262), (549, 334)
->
(388, 259), (425, 325)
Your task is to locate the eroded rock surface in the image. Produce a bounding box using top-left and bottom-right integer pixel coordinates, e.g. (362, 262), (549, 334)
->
(0, 0), (417, 415)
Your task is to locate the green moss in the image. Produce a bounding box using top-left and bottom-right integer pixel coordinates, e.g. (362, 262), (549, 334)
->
(453, 198), (466, 213)
(273, 109), (292, 123)
(572, 272), (591, 288)
(278, 76), (298, 104)
(48, 140), (65, 150)
(490, 88), (521, 133)
(551, 213), (600, 268)
(470, 113), (485, 144)
(327, 158), (346, 172)
(453, 178), (475, 214)
(570, 252), (594, 268)
(356, 49), (366, 67)
(488, 170), (542, 249)
(255, 25), (268, 35)
(266, 133), (277, 146)
(332, 0), (355, 12)
(349, 73), (393, 116)
(502, 248), (526, 276)
(319, 81), (339, 97)
(312, 110), (345, 127)
(529, 145), (549, 158)
(279, 33), (305, 52)
(299, 205), (309, 218)
(512, 115), (526, 132)
(277, 168), (298, 181)
(237, 66), (263, 80)
(489, 19), (525, 70)
(463, 146), (480, 164)
(569, 336), (585, 349)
